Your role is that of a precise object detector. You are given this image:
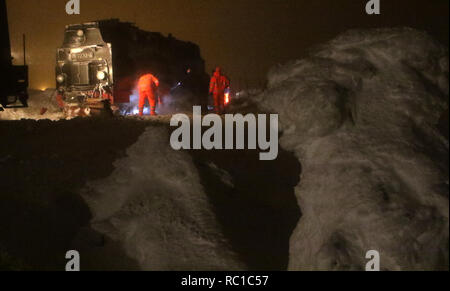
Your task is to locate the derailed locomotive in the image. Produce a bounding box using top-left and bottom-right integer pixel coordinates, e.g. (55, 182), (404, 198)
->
(56, 22), (113, 114)
(56, 19), (209, 115)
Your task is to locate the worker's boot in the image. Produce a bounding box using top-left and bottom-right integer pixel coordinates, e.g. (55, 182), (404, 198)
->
(139, 108), (144, 116)
(150, 106), (157, 116)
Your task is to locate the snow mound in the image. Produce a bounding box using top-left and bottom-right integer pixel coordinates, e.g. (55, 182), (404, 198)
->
(0, 89), (64, 121)
(82, 126), (244, 270)
(253, 28), (449, 270)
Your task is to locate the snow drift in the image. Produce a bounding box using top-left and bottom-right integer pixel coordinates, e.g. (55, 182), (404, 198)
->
(0, 89), (64, 121)
(250, 28), (449, 270)
(81, 126), (244, 270)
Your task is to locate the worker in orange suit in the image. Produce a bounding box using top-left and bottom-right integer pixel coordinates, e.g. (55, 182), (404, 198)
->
(138, 73), (160, 116)
(209, 67), (230, 114)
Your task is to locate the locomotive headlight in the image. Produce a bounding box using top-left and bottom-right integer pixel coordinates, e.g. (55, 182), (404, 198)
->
(96, 71), (106, 80)
(56, 74), (65, 83)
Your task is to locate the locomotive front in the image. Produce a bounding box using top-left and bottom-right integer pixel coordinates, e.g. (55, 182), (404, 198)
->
(56, 22), (114, 114)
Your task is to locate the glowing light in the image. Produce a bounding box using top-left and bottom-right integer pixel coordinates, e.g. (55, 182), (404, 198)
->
(11, 51), (18, 62)
(56, 74), (65, 83)
(96, 71), (106, 80)
(224, 92), (230, 105)
(70, 48), (84, 54)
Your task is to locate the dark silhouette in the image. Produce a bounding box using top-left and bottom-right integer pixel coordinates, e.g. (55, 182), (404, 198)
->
(0, 0), (28, 109)
(98, 19), (210, 107)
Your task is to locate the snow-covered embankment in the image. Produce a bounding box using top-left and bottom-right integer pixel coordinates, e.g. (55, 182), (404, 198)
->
(82, 126), (245, 270)
(251, 28), (449, 270)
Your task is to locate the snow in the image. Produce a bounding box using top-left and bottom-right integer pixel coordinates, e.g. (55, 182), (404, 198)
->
(0, 89), (64, 121)
(1, 27), (447, 271)
(0, 87), (188, 120)
(81, 126), (245, 270)
(248, 28), (449, 270)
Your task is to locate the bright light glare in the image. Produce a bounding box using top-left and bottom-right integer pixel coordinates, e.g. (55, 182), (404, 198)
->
(56, 75), (65, 83)
(70, 48), (83, 54)
(97, 71), (106, 80)
(224, 93), (230, 104)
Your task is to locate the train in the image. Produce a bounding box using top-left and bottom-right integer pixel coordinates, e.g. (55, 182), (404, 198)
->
(56, 19), (210, 116)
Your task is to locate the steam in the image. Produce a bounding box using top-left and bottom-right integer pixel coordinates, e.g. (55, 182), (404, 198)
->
(120, 83), (197, 116)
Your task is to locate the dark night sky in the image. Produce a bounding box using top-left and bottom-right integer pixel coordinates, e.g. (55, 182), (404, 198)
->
(6, 0), (449, 90)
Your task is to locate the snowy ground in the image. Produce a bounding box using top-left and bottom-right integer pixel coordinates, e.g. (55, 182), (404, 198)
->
(0, 89), (64, 121)
(81, 126), (245, 270)
(0, 117), (300, 271)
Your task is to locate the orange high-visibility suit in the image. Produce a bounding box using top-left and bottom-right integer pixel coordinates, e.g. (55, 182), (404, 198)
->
(138, 73), (160, 116)
(209, 67), (230, 114)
